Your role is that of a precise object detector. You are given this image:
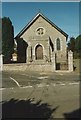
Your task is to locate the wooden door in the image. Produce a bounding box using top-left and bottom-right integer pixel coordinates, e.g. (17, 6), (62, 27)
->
(35, 45), (43, 60)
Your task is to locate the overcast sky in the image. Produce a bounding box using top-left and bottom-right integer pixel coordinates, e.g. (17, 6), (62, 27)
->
(2, 2), (79, 40)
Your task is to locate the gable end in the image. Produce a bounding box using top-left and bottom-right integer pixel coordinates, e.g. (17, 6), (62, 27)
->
(15, 12), (68, 40)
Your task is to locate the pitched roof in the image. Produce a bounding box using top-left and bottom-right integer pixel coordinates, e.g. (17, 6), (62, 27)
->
(15, 12), (68, 39)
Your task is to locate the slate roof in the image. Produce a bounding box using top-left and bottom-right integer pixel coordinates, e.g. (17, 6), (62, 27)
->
(15, 12), (68, 39)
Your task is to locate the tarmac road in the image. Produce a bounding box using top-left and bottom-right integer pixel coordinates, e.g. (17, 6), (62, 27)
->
(1, 71), (81, 88)
(1, 71), (80, 119)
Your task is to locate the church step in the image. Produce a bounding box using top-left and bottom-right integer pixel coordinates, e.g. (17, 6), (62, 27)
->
(28, 60), (51, 65)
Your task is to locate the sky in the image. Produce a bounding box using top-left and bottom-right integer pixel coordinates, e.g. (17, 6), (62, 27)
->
(2, 2), (79, 40)
(1, 0), (80, 2)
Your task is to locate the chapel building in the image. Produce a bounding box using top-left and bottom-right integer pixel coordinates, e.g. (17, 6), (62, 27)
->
(15, 12), (73, 71)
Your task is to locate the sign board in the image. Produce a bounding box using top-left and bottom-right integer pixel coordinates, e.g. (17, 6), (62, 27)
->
(12, 53), (17, 61)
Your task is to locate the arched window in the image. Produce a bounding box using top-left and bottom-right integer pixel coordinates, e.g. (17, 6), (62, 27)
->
(56, 38), (60, 50)
(35, 44), (43, 60)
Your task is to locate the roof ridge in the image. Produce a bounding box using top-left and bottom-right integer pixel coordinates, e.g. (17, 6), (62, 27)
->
(15, 12), (68, 39)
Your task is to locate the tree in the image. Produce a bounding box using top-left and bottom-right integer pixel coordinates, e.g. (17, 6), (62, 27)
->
(75, 35), (81, 58)
(67, 37), (75, 52)
(2, 17), (14, 63)
(75, 35), (81, 52)
(67, 35), (81, 58)
(16, 37), (28, 63)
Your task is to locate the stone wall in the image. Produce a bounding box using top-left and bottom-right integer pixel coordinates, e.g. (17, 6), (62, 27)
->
(3, 63), (54, 72)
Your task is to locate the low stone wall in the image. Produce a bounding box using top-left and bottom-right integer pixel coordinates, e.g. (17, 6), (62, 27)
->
(3, 63), (54, 72)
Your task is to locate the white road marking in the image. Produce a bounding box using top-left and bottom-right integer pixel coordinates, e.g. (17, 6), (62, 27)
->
(37, 84), (44, 87)
(37, 84), (50, 87)
(59, 73), (63, 75)
(46, 84), (49, 87)
(9, 88), (14, 89)
(60, 83), (66, 86)
(10, 77), (20, 87)
(20, 86), (33, 88)
(40, 73), (46, 75)
(0, 88), (6, 90)
(1, 82), (79, 90)
(21, 74), (29, 76)
(51, 83), (56, 86)
(21, 74), (35, 78)
(37, 76), (48, 79)
(69, 82), (79, 85)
